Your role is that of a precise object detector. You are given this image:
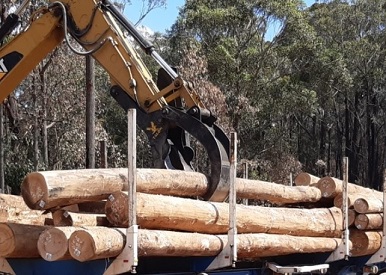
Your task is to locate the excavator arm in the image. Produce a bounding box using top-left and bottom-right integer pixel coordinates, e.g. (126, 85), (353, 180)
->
(0, 0), (230, 201)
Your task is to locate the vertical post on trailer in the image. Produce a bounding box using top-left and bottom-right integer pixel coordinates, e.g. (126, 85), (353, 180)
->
(326, 157), (350, 262)
(206, 132), (238, 270)
(104, 109), (138, 275)
(243, 162), (248, 205)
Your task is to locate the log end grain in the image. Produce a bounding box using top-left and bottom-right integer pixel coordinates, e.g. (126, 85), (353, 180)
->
(21, 172), (49, 209)
(105, 192), (128, 227)
(0, 224), (14, 256)
(69, 229), (96, 262)
(38, 227), (73, 261)
(52, 210), (72, 226)
(294, 173), (320, 186)
(316, 177), (338, 198)
(354, 198), (370, 214)
(350, 230), (382, 257)
(355, 214), (370, 230)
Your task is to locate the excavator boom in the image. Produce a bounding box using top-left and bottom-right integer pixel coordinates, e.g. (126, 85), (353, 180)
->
(0, 0), (230, 201)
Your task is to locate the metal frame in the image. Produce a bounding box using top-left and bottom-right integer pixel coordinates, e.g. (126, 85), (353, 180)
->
(326, 157), (350, 263)
(0, 257), (15, 275)
(104, 109), (138, 275)
(266, 262), (329, 274)
(206, 132), (238, 270)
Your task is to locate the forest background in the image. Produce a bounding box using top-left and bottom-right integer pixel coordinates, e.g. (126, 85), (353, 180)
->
(0, 0), (384, 193)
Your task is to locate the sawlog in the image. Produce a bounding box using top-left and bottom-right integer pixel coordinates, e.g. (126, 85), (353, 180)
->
(355, 214), (383, 230)
(4, 209), (52, 225)
(105, 192), (343, 237)
(0, 223), (47, 258)
(21, 169), (323, 210)
(0, 194), (30, 209)
(354, 198), (383, 214)
(350, 230), (382, 257)
(236, 178), (322, 204)
(69, 227), (125, 261)
(0, 194), (52, 225)
(316, 177), (382, 199)
(52, 210), (109, 227)
(68, 227), (346, 262)
(38, 227), (80, 261)
(294, 173), (320, 186)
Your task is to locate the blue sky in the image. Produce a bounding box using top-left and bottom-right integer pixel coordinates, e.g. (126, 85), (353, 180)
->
(124, 0), (317, 34)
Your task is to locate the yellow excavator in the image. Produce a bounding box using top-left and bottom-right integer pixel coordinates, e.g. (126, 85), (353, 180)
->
(0, 0), (230, 201)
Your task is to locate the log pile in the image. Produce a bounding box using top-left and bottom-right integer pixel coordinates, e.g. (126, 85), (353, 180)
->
(1, 168), (385, 265)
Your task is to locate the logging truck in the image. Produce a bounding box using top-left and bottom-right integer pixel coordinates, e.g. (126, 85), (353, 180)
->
(2, 1), (386, 275)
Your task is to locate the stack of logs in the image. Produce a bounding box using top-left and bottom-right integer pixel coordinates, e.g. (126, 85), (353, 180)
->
(0, 168), (383, 263)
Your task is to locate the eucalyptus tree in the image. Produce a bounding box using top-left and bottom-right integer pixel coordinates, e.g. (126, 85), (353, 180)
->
(167, 0), (313, 182)
(278, 0), (386, 188)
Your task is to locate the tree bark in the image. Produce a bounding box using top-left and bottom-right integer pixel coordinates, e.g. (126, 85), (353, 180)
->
(105, 192), (343, 237)
(85, 55), (95, 169)
(0, 223), (48, 257)
(355, 213), (383, 230)
(68, 227), (345, 262)
(350, 230), (382, 257)
(294, 173), (320, 186)
(38, 226), (80, 261)
(21, 169), (322, 210)
(52, 210), (109, 227)
(0, 104), (4, 193)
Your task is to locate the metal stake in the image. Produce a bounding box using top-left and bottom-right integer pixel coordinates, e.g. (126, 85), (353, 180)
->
(104, 109), (138, 275)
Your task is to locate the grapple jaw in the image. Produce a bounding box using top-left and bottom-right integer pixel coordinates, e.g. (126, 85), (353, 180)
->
(110, 85), (230, 202)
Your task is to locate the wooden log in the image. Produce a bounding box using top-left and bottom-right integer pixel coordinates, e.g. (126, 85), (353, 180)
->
(21, 169), (128, 209)
(69, 227), (125, 261)
(0, 194), (30, 209)
(0, 194), (52, 225)
(235, 178), (322, 204)
(316, 177), (382, 199)
(52, 210), (109, 227)
(5, 209), (52, 225)
(21, 169), (323, 210)
(294, 173), (320, 186)
(354, 198), (383, 214)
(0, 223), (47, 258)
(355, 213), (383, 230)
(105, 192), (343, 237)
(38, 227), (80, 261)
(350, 230), (382, 257)
(68, 227), (345, 261)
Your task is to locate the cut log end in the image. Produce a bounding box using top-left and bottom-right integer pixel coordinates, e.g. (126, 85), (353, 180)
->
(316, 177), (338, 198)
(350, 230), (382, 257)
(105, 192), (128, 226)
(354, 198), (369, 214)
(21, 172), (48, 209)
(69, 230), (95, 262)
(294, 173), (319, 186)
(38, 227), (74, 261)
(0, 224), (14, 256)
